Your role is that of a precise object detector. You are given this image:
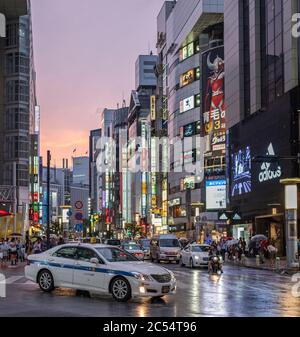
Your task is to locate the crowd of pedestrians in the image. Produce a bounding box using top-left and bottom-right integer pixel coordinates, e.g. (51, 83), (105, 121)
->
(0, 238), (25, 267)
(0, 234), (65, 268)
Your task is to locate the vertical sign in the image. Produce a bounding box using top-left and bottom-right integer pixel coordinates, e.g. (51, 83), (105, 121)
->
(202, 46), (225, 157)
(150, 95), (156, 121)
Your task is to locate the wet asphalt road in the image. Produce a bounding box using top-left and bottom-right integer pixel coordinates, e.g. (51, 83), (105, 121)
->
(0, 263), (300, 317)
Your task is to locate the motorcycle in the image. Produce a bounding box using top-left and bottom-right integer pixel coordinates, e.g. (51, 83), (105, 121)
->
(209, 256), (223, 275)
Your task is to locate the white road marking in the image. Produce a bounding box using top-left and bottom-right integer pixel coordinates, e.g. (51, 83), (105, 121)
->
(1, 276), (24, 284)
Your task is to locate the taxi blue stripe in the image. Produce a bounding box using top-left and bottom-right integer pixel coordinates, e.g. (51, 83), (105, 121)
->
(29, 260), (134, 277)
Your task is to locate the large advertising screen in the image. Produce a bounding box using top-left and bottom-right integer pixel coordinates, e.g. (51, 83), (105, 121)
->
(228, 90), (297, 216)
(206, 179), (226, 210)
(231, 146), (252, 197)
(202, 46), (225, 157)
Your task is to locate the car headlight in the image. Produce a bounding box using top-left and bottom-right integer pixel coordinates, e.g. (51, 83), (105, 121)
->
(132, 272), (153, 282)
(169, 271), (176, 282)
(194, 255), (199, 260)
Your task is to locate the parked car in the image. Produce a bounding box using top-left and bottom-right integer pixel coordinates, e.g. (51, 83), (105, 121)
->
(104, 239), (121, 247)
(25, 243), (176, 302)
(138, 239), (151, 260)
(180, 244), (210, 268)
(150, 234), (181, 263)
(121, 242), (144, 260)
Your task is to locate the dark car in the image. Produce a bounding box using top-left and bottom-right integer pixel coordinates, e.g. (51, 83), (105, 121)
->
(105, 239), (121, 247)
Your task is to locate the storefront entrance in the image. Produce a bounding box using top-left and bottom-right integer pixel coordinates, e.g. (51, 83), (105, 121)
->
(255, 214), (284, 256)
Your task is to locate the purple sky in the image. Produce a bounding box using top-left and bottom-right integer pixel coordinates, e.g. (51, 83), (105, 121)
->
(31, 0), (164, 167)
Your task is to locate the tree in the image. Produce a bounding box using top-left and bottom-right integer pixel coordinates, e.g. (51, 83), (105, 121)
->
(125, 222), (142, 239)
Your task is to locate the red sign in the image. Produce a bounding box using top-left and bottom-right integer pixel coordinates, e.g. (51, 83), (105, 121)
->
(33, 192), (39, 202)
(0, 210), (11, 217)
(33, 212), (39, 223)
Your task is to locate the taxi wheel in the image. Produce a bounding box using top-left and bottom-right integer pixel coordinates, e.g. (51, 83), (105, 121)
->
(38, 269), (54, 292)
(111, 277), (132, 302)
(180, 257), (185, 267)
(190, 258), (194, 269)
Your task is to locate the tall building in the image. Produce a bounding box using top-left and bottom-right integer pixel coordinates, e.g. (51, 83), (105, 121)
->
(156, 0), (224, 240)
(0, 0), (39, 237)
(113, 107), (128, 233)
(126, 54), (158, 235)
(225, 0), (300, 256)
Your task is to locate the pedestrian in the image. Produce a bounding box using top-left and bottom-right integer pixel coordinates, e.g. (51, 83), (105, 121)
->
(9, 238), (17, 266)
(0, 239), (4, 267)
(267, 241), (278, 267)
(241, 238), (247, 254)
(33, 238), (42, 254)
(41, 236), (48, 252)
(220, 238), (226, 261)
(259, 239), (268, 264)
(58, 236), (65, 245)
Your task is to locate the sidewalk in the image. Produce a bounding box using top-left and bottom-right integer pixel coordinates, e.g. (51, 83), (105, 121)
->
(225, 256), (297, 274)
(0, 262), (26, 273)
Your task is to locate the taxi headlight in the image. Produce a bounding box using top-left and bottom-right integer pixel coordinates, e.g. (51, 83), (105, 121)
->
(132, 272), (153, 282)
(194, 255), (199, 260)
(169, 271), (176, 282)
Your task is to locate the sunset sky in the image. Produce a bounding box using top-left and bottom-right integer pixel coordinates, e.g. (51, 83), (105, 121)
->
(31, 0), (164, 167)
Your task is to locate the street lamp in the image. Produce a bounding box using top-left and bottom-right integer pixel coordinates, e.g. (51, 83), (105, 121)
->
(280, 178), (300, 269)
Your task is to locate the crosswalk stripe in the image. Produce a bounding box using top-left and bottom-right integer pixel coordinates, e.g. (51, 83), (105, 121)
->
(23, 280), (35, 285)
(1, 276), (24, 284)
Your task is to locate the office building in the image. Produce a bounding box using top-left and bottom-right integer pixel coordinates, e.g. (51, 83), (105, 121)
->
(0, 0), (39, 236)
(156, 0), (224, 239)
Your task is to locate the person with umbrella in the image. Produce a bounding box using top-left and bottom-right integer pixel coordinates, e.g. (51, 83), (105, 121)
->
(9, 238), (17, 266)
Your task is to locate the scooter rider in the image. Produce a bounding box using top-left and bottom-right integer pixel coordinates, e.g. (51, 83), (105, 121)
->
(208, 243), (223, 273)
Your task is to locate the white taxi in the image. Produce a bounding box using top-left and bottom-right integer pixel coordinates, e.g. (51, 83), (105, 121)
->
(180, 244), (210, 268)
(25, 243), (176, 302)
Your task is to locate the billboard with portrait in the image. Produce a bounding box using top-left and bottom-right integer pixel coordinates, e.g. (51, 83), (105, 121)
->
(202, 46), (225, 157)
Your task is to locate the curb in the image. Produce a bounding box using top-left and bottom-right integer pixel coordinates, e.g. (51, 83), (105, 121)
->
(225, 261), (287, 273)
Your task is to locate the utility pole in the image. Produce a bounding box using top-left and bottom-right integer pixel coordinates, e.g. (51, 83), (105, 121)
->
(13, 162), (17, 234)
(47, 150), (51, 249)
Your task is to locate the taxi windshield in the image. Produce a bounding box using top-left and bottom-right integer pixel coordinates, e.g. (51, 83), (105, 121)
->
(96, 247), (138, 262)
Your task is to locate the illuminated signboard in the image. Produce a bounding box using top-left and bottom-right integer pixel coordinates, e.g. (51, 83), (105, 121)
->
(34, 106), (40, 134)
(169, 198), (181, 207)
(180, 96), (194, 113)
(150, 95), (156, 121)
(184, 123), (195, 137)
(181, 176), (195, 191)
(183, 150), (196, 165)
(231, 146), (252, 197)
(206, 179), (226, 210)
(183, 121), (201, 137)
(202, 46), (225, 156)
(179, 42), (196, 62)
(180, 69), (195, 87)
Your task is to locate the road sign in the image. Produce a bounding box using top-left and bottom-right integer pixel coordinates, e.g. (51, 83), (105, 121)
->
(75, 212), (83, 221)
(75, 201), (83, 209)
(75, 223), (83, 232)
